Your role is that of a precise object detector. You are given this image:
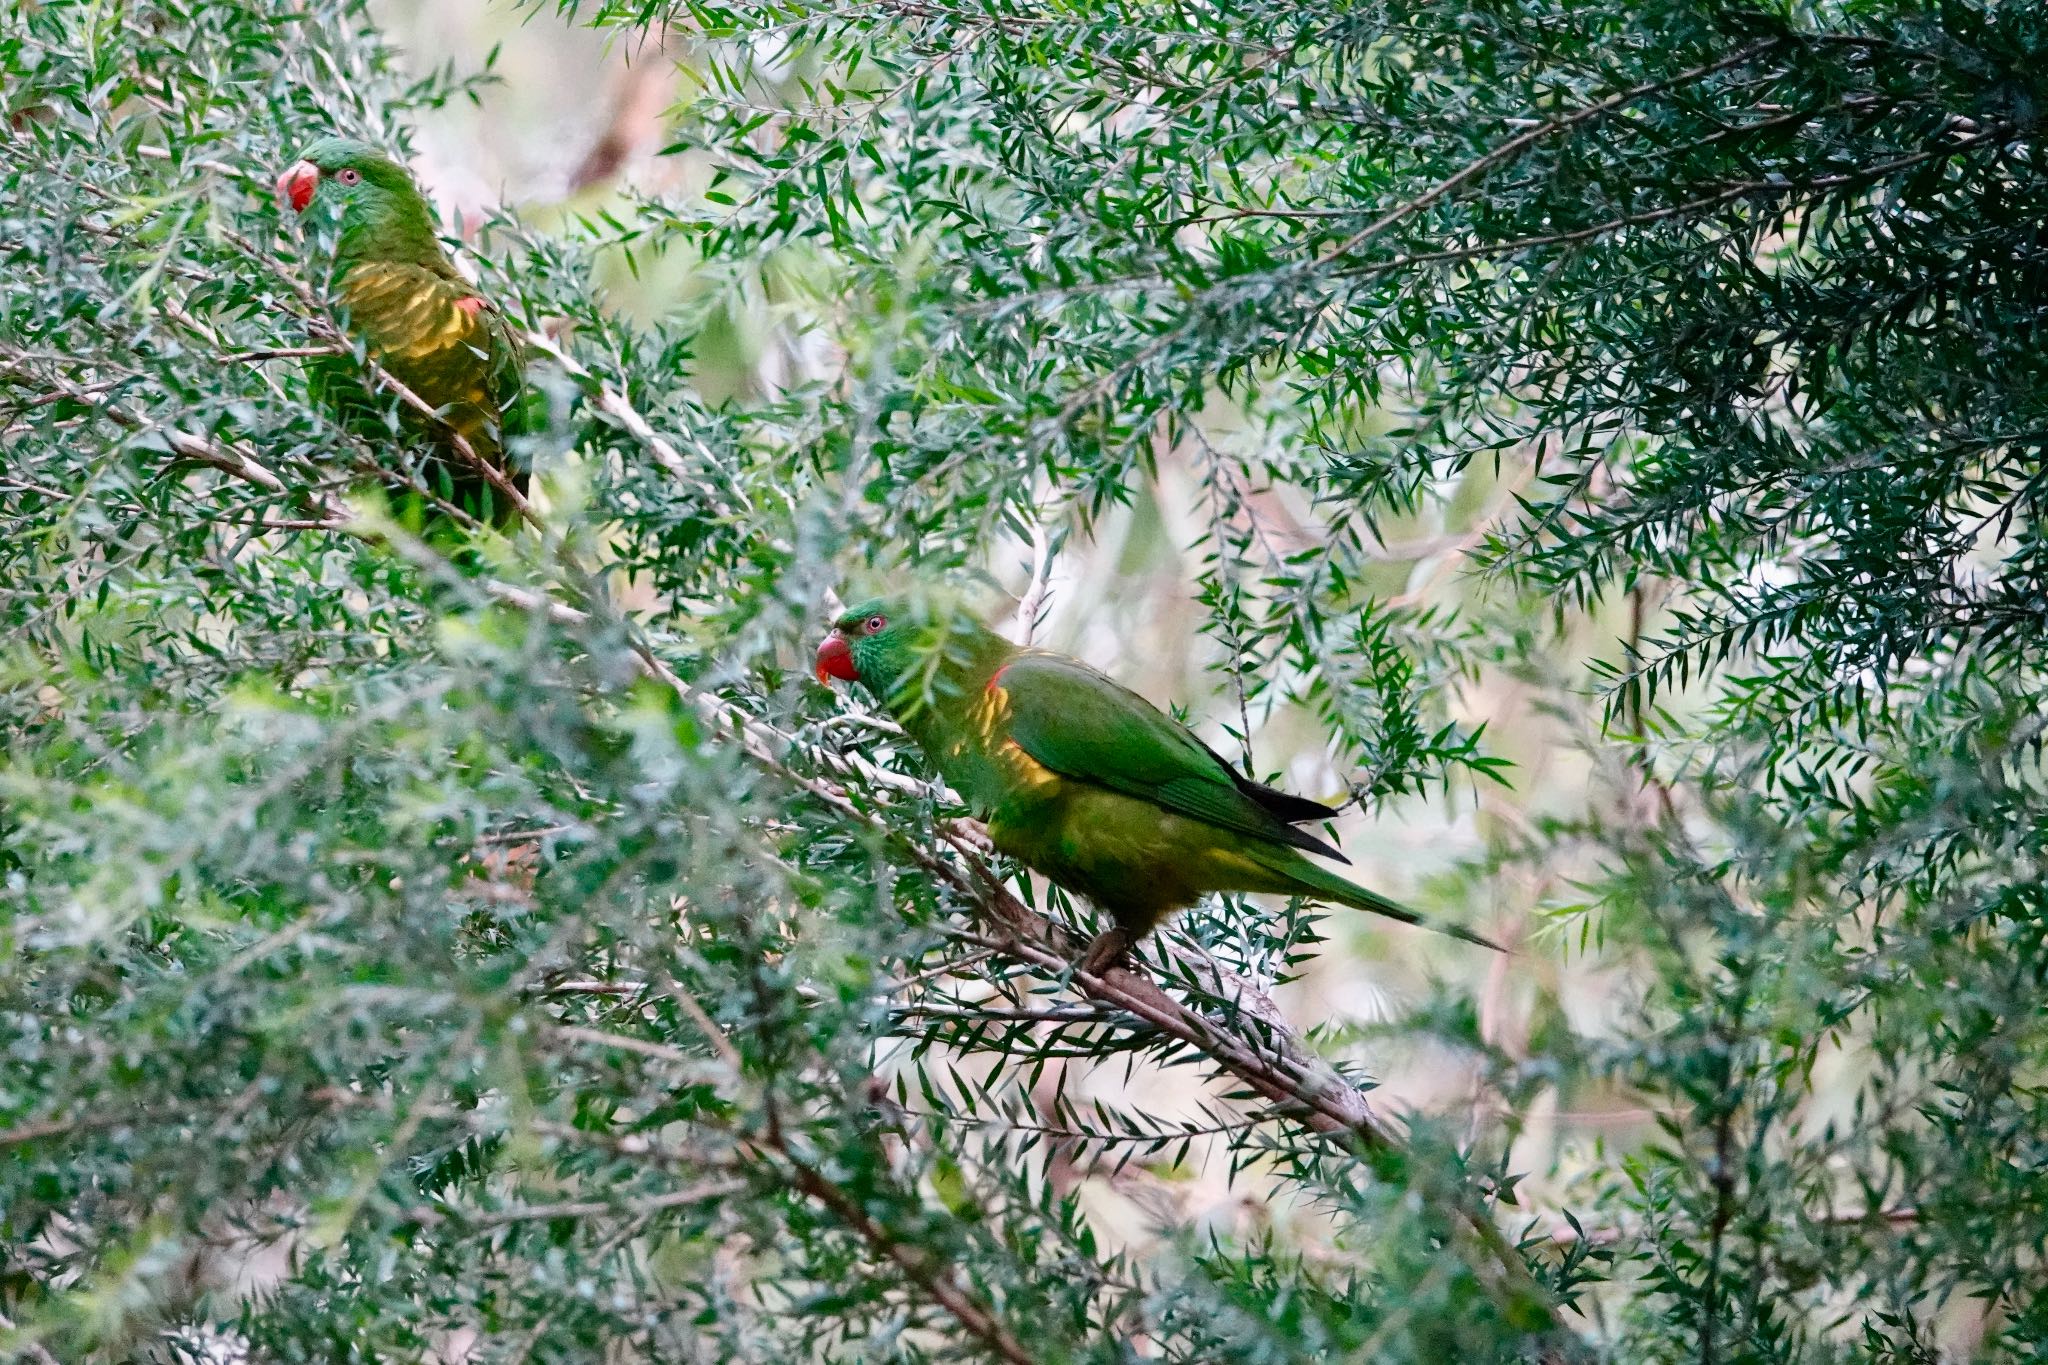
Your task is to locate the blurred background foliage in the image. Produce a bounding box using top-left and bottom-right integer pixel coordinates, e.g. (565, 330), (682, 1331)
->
(3, 0), (2045, 1359)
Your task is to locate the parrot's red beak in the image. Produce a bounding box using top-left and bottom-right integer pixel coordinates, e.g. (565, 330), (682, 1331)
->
(276, 160), (318, 215)
(815, 631), (857, 685)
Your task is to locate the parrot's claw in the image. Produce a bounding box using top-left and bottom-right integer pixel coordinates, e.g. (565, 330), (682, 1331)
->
(1077, 927), (1133, 978)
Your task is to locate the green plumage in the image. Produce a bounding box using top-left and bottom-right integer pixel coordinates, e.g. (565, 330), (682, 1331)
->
(824, 596), (1496, 966)
(283, 136), (528, 529)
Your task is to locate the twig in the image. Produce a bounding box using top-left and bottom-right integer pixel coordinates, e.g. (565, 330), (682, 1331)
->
(477, 823), (582, 845)
(887, 947), (999, 991)
(656, 971), (747, 1074)
(222, 345), (344, 363)
(1701, 1090), (1735, 1365)
(1313, 40), (1786, 267)
(520, 328), (740, 507)
(890, 1002), (1117, 1024)
(405, 1178), (741, 1230)
(539, 964), (1044, 1363)
(359, 360), (541, 533)
(1, 357), (302, 502)
(550, 1023), (698, 1067)
(1015, 519), (1055, 645)
(776, 1145), (1042, 1365)
(542, 979), (644, 998)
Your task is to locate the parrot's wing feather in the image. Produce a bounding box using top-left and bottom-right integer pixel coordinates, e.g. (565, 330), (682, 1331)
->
(482, 302), (526, 406)
(997, 653), (1343, 857)
(480, 303), (534, 461)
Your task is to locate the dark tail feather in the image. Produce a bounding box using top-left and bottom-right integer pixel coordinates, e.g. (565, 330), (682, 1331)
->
(1260, 844), (1506, 952)
(1235, 776), (1342, 827)
(1222, 769), (1353, 860)
(1439, 920), (1508, 953)
(1198, 737), (1344, 829)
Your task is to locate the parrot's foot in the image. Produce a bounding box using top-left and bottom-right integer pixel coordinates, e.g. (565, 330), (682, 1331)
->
(1077, 927), (1133, 977)
(943, 817), (995, 857)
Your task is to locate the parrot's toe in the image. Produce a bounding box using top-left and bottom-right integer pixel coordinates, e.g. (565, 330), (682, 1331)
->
(1078, 927), (1134, 977)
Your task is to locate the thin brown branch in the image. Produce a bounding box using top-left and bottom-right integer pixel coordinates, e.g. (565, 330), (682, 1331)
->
(0, 353), (304, 502)
(887, 946), (1000, 991)
(406, 1178), (742, 1230)
(542, 978), (645, 998)
(357, 360), (542, 533)
(549, 1023), (700, 1067)
(223, 345), (345, 363)
(776, 1145), (1042, 1365)
(526, 957), (1040, 1361)
(0, 1116), (92, 1148)
(1314, 38), (1787, 265)
(478, 823), (582, 845)
(891, 1002), (1115, 1024)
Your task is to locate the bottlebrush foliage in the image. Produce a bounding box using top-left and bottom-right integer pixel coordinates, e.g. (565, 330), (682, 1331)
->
(4, 0), (2044, 1360)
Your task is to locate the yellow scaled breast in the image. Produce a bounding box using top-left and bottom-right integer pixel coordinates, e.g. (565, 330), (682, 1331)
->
(339, 264), (488, 367)
(995, 738), (1060, 793)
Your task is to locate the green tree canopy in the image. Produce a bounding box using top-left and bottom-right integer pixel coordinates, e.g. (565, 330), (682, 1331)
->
(4, 0), (2044, 1360)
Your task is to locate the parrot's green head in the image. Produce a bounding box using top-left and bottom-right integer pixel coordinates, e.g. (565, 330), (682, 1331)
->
(276, 136), (441, 267)
(815, 593), (1002, 711)
(816, 596), (921, 694)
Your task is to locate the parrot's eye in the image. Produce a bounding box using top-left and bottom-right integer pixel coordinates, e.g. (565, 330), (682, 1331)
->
(336, 168), (361, 186)
(864, 615), (887, 634)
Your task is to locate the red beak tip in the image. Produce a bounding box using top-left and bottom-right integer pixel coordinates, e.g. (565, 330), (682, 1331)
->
(814, 634), (856, 685)
(276, 161), (317, 215)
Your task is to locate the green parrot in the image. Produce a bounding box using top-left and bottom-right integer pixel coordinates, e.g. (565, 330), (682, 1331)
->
(275, 136), (528, 529)
(815, 595), (1499, 970)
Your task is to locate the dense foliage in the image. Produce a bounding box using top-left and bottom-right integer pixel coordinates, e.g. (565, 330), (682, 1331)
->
(4, 0), (2044, 1360)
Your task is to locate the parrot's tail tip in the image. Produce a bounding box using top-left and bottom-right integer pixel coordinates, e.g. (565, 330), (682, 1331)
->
(1448, 922), (1509, 954)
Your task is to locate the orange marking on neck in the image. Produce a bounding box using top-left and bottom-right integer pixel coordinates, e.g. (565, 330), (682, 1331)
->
(454, 296), (487, 318)
(985, 663), (1010, 693)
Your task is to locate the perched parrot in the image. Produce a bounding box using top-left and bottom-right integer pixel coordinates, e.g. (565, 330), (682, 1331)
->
(275, 136), (528, 529)
(815, 595), (1499, 970)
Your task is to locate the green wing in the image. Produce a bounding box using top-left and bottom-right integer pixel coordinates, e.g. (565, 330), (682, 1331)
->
(481, 299), (533, 444)
(995, 652), (1341, 856)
